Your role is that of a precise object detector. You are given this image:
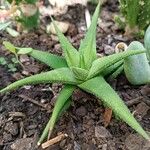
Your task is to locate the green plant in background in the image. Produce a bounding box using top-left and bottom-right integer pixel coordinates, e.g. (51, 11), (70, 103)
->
(119, 0), (150, 34)
(0, 56), (19, 72)
(1, 2), (150, 146)
(2, 0), (39, 30)
(0, 57), (7, 65)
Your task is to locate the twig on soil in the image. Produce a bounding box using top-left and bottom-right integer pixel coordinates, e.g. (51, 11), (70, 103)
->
(18, 94), (51, 112)
(125, 96), (143, 107)
(143, 97), (150, 107)
(9, 111), (26, 118)
(41, 133), (68, 149)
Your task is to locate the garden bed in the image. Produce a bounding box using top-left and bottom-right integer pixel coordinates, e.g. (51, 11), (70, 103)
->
(0, 0), (150, 149)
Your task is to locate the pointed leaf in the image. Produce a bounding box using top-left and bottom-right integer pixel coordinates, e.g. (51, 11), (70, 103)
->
(124, 41), (150, 85)
(144, 25), (150, 61)
(19, 48), (67, 69)
(38, 85), (75, 145)
(17, 47), (33, 54)
(101, 60), (123, 77)
(51, 18), (80, 68)
(0, 68), (79, 94)
(71, 67), (88, 81)
(78, 76), (150, 140)
(79, 2), (100, 69)
(87, 49), (145, 79)
(108, 65), (124, 80)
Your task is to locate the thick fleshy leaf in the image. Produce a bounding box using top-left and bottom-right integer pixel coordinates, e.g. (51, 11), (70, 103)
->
(87, 49), (145, 79)
(71, 67), (88, 81)
(79, 2), (100, 69)
(51, 18), (80, 68)
(78, 76), (150, 140)
(26, 49), (67, 69)
(108, 65), (124, 80)
(144, 25), (150, 61)
(0, 68), (79, 94)
(124, 41), (150, 85)
(101, 60), (123, 77)
(38, 85), (75, 145)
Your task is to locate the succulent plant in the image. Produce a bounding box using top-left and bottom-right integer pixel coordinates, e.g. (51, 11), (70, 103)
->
(1, 2), (150, 145)
(7, 0), (39, 29)
(119, 0), (150, 33)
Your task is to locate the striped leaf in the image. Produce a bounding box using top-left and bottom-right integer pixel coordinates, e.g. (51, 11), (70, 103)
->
(0, 68), (79, 94)
(79, 76), (150, 140)
(87, 49), (145, 79)
(51, 18), (80, 68)
(38, 85), (75, 145)
(79, 1), (100, 69)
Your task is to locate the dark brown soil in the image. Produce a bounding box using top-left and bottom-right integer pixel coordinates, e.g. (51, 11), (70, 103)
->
(0, 1), (150, 150)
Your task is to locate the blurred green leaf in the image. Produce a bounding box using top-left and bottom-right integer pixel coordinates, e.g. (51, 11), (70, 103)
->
(3, 41), (16, 54)
(0, 22), (11, 31)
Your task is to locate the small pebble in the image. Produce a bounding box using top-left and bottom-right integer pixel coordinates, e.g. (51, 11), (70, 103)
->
(95, 126), (112, 138)
(76, 106), (87, 117)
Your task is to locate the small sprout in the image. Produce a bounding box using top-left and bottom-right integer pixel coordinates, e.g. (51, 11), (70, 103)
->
(11, 57), (19, 64)
(0, 57), (7, 65)
(8, 63), (17, 72)
(3, 41), (16, 54)
(3, 41), (25, 69)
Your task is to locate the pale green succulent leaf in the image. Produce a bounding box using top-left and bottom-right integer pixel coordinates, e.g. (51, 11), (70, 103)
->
(87, 49), (145, 79)
(124, 41), (150, 85)
(38, 85), (75, 145)
(0, 68), (79, 94)
(78, 76), (150, 140)
(144, 25), (150, 61)
(71, 67), (88, 81)
(79, 2), (100, 69)
(51, 18), (80, 68)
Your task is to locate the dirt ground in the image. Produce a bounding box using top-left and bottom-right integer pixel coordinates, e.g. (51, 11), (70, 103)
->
(0, 1), (150, 150)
